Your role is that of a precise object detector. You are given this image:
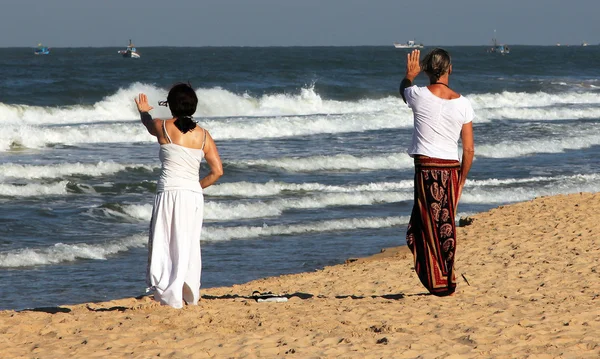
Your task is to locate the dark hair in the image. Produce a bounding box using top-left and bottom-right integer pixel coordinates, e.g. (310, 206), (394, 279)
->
(167, 83), (198, 134)
(420, 48), (452, 83)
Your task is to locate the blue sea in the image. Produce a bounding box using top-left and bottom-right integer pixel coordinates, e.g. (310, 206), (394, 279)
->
(1, 46), (600, 311)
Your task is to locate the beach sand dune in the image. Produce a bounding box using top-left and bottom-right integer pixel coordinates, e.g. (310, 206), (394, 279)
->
(1, 193), (599, 358)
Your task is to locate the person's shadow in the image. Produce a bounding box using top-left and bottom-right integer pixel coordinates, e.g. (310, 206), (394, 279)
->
(201, 292), (413, 301)
(18, 307), (72, 314)
(79, 291), (419, 313)
(201, 292), (314, 301)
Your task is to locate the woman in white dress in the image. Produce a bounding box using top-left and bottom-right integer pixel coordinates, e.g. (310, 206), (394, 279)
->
(135, 83), (223, 308)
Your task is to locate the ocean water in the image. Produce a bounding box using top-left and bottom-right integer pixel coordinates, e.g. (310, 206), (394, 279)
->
(1, 46), (599, 311)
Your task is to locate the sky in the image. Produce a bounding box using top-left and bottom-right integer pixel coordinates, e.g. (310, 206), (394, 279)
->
(1, 0), (599, 47)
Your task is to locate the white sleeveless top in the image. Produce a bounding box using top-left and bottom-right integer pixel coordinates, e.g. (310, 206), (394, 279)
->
(156, 121), (206, 193)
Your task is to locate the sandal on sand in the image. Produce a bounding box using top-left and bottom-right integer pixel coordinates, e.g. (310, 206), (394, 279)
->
(251, 291), (288, 303)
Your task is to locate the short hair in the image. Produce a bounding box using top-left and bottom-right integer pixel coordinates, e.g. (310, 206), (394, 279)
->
(420, 48), (452, 83)
(167, 83), (198, 119)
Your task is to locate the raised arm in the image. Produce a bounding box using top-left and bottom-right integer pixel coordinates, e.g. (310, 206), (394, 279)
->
(457, 122), (474, 202)
(200, 131), (224, 189)
(135, 93), (160, 136)
(399, 49), (421, 103)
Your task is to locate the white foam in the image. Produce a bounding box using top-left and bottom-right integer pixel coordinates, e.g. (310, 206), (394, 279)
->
(90, 207), (133, 221)
(3, 85), (600, 151)
(468, 91), (600, 122)
(471, 91), (600, 110)
(0, 162), (155, 180)
(0, 181), (69, 197)
(462, 181), (600, 204)
(206, 174), (600, 199)
(467, 173), (600, 187)
(193, 85), (404, 118)
(0, 83), (402, 126)
(205, 179), (414, 197)
(0, 112), (408, 151)
(114, 173), (600, 222)
(206, 111), (409, 140)
(460, 173), (600, 204)
(0, 215), (407, 267)
(121, 191), (411, 222)
(0, 234), (147, 268)
(477, 106), (600, 123)
(236, 152), (414, 172)
(476, 131), (600, 158)
(203, 216), (409, 241)
(0, 83), (169, 126)
(3, 86), (600, 129)
(0, 122), (155, 151)
(121, 204), (153, 221)
(209, 174), (600, 218)
(208, 192), (410, 220)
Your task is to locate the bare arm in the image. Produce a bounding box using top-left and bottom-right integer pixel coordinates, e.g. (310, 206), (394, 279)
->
(135, 93), (160, 136)
(200, 131), (224, 189)
(399, 49), (421, 103)
(457, 122), (475, 201)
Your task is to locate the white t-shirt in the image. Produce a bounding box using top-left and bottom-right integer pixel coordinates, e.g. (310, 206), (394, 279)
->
(404, 85), (474, 161)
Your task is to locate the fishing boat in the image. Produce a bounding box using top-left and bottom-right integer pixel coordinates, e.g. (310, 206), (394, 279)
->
(488, 30), (510, 54)
(393, 40), (424, 49)
(34, 43), (50, 55)
(118, 39), (140, 58)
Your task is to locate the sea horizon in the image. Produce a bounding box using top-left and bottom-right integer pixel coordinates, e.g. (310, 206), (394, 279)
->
(3, 43), (598, 49)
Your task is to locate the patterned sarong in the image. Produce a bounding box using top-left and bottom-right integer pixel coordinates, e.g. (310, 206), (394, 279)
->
(406, 157), (461, 296)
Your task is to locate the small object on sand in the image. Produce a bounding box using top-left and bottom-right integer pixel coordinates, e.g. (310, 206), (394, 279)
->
(252, 291), (288, 303)
(257, 297), (288, 303)
(376, 337), (389, 345)
(461, 273), (471, 286)
(458, 216), (475, 227)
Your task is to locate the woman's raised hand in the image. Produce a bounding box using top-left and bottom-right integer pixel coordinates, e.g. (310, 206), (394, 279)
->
(135, 93), (154, 113)
(405, 49), (421, 80)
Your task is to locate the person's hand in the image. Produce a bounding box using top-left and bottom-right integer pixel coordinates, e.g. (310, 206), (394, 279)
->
(135, 93), (154, 113)
(405, 49), (421, 80)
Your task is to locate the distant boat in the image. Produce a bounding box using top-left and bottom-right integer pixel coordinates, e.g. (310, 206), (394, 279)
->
(393, 39), (424, 49)
(34, 43), (50, 55)
(118, 39), (140, 58)
(488, 30), (509, 54)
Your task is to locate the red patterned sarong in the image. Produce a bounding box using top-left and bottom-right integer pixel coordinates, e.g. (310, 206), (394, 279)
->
(406, 157), (460, 296)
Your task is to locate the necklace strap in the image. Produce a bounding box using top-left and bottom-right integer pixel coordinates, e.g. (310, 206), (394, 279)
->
(431, 82), (450, 88)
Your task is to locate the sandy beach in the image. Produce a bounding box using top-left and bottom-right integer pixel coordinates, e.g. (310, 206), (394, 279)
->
(1, 192), (599, 358)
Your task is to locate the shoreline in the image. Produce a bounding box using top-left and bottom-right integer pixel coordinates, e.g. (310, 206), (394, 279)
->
(1, 192), (599, 358)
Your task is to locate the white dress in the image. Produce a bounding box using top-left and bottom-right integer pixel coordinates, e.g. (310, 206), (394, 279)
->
(146, 121), (206, 308)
